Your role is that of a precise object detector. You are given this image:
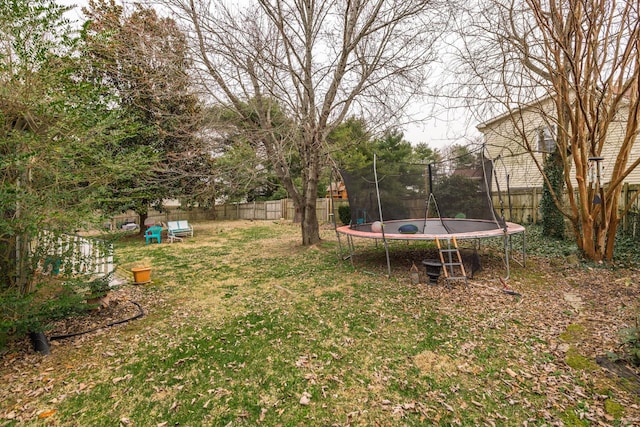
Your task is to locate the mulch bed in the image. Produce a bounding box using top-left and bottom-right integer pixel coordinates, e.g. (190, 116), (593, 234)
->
(47, 291), (145, 343)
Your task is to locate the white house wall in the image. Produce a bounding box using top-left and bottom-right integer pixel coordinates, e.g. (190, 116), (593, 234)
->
(483, 108), (549, 190)
(480, 101), (640, 191)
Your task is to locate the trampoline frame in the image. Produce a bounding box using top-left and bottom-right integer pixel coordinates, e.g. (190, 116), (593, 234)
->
(336, 218), (526, 275)
(333, 153), (527, 279)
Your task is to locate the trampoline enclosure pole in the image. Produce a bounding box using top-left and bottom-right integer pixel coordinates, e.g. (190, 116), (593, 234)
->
(373, 154), (392, 277)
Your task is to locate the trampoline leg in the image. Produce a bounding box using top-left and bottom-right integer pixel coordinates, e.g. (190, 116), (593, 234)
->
(507, 233), (526, 268)
(383, 238), (391, 278)
(335, 229), (348, 261)
(502, 233), (511, 281)
(522, 232), (527, 268)
(345, 235), (355, 266)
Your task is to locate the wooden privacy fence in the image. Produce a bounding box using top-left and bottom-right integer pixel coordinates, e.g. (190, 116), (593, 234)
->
(213, 199), (350, 222)
(109, 184), (640, 236)
(111, 199), (351, 227)
(492, 188), (542, 225)
(493, 183), (640, 237)
(108, 206), (216, 230)
(35, 230), (114, 278)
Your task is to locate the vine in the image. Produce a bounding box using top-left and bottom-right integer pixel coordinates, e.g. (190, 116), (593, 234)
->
(541, 149), (566, 239)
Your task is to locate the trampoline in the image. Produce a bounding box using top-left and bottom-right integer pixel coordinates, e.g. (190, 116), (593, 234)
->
(333, 151), (526, 278)
(336, 218), (524, 241)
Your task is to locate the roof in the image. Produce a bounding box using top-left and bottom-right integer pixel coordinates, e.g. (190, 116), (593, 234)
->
(326, 182), (346, 192)
(452, 168), (483, 179)
(476, 94), (555, 132)
(477, 85), (633, 132)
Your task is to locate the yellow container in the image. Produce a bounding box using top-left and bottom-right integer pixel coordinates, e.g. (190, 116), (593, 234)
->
(131, 267), (151, 284)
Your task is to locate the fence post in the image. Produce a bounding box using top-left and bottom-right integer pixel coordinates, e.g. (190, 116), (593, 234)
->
(622, 182), (629, 232)
(532, 188), (538, 223)
(324, 198), (329, 223)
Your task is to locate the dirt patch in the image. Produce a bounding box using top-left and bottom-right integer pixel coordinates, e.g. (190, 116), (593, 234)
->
(414, 350), (456, 374)
(46, 288), (146, 341)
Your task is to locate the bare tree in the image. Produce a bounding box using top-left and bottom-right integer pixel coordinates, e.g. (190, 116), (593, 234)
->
(161, 0), (449, 245)
(453, 0), (640, 261)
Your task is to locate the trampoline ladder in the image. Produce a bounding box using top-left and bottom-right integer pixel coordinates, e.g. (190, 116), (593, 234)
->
(435, 236), (468, 286)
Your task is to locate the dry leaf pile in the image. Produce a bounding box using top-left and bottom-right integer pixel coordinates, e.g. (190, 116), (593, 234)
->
(417, 256), (640, 424)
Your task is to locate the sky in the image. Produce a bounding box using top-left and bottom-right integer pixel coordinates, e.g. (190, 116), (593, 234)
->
(403, 107), (478, 150)
(60, 0), (479, 151)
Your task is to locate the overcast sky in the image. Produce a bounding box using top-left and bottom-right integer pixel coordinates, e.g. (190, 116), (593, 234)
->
(60, 0), (478, 151)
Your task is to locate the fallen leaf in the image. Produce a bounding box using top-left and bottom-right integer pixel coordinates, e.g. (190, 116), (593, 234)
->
(258, 407), (267, 422)
(112, 374), (133, 384)
(300, 391), (311, 405)
(38, 409), (57, 419)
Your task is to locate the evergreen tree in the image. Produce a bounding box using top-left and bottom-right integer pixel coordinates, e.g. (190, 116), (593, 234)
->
(81, 0), (206, 227)
(0, 0), (144, 293)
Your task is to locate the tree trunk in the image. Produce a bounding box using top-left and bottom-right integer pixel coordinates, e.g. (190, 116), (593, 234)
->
(604, 184), (623, 261)
(579, 215), (597, 261)
(299, 138), (321, 246)
(293, 206), (302, 223)
(301, 194), (320, 245)
(605, 215), (619, 261)
(138, 211), (148, 235)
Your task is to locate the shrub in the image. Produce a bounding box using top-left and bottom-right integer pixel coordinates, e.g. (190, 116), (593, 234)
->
(540, 150), (566, 239)
(615, 316), (640, 366)
(0, 276), (104, 350)
(338, 205), (351, 225)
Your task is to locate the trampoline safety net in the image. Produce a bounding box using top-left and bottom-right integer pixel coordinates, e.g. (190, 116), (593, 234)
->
(339, 156), (503, 233)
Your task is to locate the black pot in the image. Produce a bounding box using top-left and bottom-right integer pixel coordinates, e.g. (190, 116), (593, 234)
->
(29, 331), (50, 355)
(421, 259), (442, 285)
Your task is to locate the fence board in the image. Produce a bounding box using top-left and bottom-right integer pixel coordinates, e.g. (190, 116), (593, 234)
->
(105, 184), (640, 238)
(36, 231), (115, 278)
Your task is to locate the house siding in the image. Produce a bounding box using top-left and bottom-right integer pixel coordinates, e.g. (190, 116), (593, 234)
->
(483, 110), (548, 190)
(480, 100), (640, 191)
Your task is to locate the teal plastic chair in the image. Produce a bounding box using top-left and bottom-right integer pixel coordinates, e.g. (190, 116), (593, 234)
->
(145, 225), (162, 244)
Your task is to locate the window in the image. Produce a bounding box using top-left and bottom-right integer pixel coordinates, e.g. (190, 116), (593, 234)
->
(537, 124), (556, 152)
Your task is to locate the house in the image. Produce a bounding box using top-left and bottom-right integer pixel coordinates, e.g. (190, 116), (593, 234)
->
(477, 94), (640, 223)
(478, 95), (640, 191)
(326, 182), (348, 199)
(451, 167), (483, 181)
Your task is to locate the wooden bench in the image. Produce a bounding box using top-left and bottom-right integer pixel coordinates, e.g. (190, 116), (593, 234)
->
(167, 220), (194, 243)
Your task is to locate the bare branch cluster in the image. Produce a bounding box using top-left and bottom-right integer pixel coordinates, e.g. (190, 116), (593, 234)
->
(160, 0), (451, 244)
(452, 0), (640, 260)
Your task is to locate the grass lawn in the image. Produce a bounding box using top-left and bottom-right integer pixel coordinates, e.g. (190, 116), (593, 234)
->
(1, 220), (640, 426)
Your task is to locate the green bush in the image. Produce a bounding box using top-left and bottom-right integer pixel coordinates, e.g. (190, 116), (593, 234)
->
(616, 316), (640, 366)
(338, 205), (351, 225)
(541, 150), (565, 239)
(0, 276), (102, 350)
